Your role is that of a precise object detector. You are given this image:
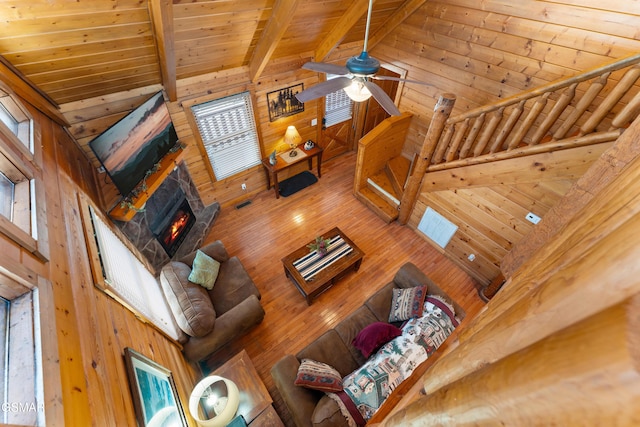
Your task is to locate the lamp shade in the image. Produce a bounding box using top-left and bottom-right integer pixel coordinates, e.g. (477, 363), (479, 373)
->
(283, 125), (301, 148)
(343, 80), (372, 102)
(189, 375), (240, 427)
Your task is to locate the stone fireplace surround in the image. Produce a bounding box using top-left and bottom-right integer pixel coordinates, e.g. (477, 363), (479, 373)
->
(115, 162), (220, 273)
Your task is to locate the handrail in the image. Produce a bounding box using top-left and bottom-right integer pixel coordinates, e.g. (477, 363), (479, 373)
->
(397, 53), (640, 223)
(427, 53), (640, 167)
(447, 52), (640, 124)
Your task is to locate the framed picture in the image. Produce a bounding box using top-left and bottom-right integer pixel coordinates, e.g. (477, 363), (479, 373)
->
(267, 83), (305, 122)
(124, 347), (188, 427)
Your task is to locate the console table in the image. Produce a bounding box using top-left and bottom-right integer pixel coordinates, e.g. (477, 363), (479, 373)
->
(209, 350), (283, 426)
(261, 143), (322, 199)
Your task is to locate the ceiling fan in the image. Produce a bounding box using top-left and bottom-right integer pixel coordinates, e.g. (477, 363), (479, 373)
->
(294, 0), (430, 116)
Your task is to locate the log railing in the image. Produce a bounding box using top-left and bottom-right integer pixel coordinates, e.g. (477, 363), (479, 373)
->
(398, 53), (640, 223)
(433, 53), (640, 167)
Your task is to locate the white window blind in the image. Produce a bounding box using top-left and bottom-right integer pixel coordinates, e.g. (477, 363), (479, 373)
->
(324, 75), (353, 127)
(89, 207), (180, 340)
(192, 92), (261, 180)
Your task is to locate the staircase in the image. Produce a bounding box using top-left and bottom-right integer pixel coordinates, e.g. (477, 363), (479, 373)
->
(367, 155), (412, 204)
(354, 112), (414, 223)
(355, 53), (640, 224)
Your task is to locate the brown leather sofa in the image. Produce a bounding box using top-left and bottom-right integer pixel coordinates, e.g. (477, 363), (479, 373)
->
(159, 240), (265, 363)
(270, 262), (465, 427)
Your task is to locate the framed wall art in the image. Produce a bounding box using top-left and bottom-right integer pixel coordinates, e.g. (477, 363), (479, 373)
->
(124, 347), (187, 427)
(267, 83), (305, 122)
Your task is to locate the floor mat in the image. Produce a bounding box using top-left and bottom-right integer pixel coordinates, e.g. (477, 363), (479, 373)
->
(279, 171), (318, 197)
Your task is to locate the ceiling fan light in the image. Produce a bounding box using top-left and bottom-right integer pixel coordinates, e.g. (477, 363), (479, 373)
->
(344, 80), (372, 102)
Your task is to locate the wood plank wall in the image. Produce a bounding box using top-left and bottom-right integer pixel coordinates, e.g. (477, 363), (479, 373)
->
(382, 116), (640, 426)
(3, 87), (199, 426)
(61, 43), (362, 211)
(406, 142), (612, 285)
(56, 3), (640, 286)
(369, 0), (640, 285)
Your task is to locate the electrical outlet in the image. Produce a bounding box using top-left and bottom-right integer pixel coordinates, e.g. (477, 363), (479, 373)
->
(526, 212), (541, 224)
(97, 166), (105, 173)
(241, 183), (247, 191)
(311, 118), (318, 126)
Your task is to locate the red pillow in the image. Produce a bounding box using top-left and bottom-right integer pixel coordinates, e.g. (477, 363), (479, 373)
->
(294, 359), (343, 392)
(352, 322), (402, 358)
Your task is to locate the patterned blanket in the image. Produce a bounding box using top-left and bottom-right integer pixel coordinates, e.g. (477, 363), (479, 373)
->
(329, 296), (458, 425)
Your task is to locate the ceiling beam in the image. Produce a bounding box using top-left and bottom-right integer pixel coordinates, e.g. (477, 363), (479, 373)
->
(0, 57), (68, 127)
(249, 0), (300, 82)
(314, 0), (372, 62)
(368, 0), (428, 51)
(148, 0), (177, 101)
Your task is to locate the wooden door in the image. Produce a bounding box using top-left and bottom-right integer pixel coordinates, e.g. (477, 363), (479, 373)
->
(319, 118), (352, 161)
(319, 67), (402, 161)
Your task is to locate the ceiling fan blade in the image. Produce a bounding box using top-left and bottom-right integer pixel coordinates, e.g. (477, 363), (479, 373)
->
(363, 81), (401, 116)
(302, 62), (350, 75)
(371, 75), (434, 87)
(295, 77), (353, 103)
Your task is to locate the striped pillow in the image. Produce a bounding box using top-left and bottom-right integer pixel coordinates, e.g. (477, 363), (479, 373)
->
(388, 285), (427, 322)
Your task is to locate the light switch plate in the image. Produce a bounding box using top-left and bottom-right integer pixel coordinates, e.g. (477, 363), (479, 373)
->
(526, 212), (541, 224)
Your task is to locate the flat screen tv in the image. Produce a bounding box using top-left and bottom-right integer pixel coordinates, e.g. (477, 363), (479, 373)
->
(89, 91), (179, 197)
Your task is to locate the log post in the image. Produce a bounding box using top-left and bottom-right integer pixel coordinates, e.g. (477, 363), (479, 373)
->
(383, 295), (640, 426)
(459, 112), (485, 159)
(445, 118), (468, 162)
(398, 93), (456, 224)
(553, 72), (609, 140)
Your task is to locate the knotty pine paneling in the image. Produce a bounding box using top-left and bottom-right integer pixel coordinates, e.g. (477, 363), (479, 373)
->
(407, 142), (613, 284)
(0, 0), (161, 104)
(0, 82), (199, 426)
(60, 46), (362, 211)
(370, 0), (640, 158)
(365, 1), (640, 285)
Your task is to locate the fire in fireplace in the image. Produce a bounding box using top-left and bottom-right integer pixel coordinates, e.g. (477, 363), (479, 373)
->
(153, 198), (196, 257)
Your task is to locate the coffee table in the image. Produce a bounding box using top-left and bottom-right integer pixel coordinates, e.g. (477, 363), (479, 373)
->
(281, 227), (364, 305)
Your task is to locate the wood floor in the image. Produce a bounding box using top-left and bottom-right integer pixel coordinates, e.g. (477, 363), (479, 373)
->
(199, 151), (485, 426)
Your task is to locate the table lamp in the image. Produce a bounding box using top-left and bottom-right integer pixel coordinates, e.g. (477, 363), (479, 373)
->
(189, 375), (240, 427)
(283, 125), (301, 157)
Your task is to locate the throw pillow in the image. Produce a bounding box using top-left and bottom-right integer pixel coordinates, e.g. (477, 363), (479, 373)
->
(188, 249), (221, 290)
(294, 359), (343, 393)
(352, 322), (402, 358)
(388, 285), (427, 322)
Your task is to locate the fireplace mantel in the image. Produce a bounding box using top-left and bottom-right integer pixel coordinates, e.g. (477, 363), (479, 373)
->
(109, 148), (185, 221)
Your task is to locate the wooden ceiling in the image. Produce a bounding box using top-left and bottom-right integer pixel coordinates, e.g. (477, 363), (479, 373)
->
(0, 0), (414, 106)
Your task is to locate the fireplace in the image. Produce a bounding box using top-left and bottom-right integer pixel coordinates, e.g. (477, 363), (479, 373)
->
(157, 199), (195, 257)
(150, 193), (196, 257)
(115, 162), (220, 273)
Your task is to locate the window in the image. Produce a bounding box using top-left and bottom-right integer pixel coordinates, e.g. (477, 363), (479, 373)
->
(191, 92), (261, 180)
(0, 292), (44, 425)
(85, 203), (180, 340)
(0, 172), (14, 220)
(0, 104), (18, 136)
(0, 91), (33, 152)
(324, 75), (354, 127)
(0, 82), (47, 260)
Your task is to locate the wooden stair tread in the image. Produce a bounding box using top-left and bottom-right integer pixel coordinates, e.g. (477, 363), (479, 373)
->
(355, 187), (399, 223)
(368, 170), (400, 205)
